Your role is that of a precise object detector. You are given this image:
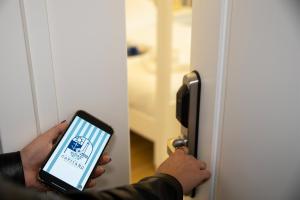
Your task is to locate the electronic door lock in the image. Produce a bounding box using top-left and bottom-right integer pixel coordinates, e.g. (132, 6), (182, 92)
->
(168, 70), (201, 156)
(167, 70), (201, 197)
(176, 84), (190, 128)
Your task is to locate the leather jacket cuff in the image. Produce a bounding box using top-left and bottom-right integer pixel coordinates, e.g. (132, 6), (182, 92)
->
(0, 151), (25, 185)
(140, 173), (183, 199)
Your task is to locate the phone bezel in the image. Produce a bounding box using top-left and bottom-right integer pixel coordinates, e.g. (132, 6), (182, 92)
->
(38, 110), (113, 193)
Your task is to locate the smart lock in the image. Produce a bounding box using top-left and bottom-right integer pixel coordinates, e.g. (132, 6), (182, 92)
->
(167, 70), (201, 197)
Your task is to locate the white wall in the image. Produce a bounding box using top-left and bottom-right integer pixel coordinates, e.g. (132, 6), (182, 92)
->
(45, 0), (130, 189)
(217, 1), (300, 199)
(192, 0), (300, 199)
(0, 0), (130, 189)
(0, 0), (38, 152)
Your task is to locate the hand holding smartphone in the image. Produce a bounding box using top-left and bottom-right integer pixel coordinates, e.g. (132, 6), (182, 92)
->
(39, 110), (113, 192)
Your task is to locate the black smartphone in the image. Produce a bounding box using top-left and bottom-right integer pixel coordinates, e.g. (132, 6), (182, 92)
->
(39, 110), (113, 192)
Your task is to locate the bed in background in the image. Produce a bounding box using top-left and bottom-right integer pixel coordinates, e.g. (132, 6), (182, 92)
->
(126, 0), (192, 166)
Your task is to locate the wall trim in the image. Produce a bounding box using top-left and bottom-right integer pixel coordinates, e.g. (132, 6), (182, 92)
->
(209, 0), (232, 199)
(19, 0), (41, 134)
(19, 0), (59, 133)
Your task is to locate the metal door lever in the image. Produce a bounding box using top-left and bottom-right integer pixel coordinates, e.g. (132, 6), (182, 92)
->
(167, 137), (188, 155)
(173, 138), (188, 148)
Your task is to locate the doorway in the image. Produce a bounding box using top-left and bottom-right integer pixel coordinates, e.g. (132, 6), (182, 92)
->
(126, 0), (192, 182)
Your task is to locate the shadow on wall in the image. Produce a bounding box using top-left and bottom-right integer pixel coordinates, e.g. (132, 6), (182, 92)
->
(285, 0), (300, 32)
(283, 1), (300, 199)
(288, 168), (300, 199)
(0, 129), (2, 154)
(291, 0), (300, 9)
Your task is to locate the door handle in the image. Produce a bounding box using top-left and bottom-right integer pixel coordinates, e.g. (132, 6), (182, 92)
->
(167, 70), (201, 197)
(167, 137), (188, 155)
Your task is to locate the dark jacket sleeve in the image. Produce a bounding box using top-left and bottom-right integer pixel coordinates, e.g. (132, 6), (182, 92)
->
(0, 174), (183, 200)
(0, 151), (25, 185)
(0, 152), (183, 200)
(65, 173), (183, 200)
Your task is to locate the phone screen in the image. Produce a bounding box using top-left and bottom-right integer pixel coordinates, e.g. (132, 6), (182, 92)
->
(42, 115), (111, 191)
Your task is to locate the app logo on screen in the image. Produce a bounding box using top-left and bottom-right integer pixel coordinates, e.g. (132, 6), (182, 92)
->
(65, 136), (93, 164)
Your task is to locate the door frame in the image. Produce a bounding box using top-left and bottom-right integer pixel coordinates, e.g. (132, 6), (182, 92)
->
(191, 0), (232, 199)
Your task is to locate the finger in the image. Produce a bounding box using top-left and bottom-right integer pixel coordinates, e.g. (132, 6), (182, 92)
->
(99, 153), (111, 165)
(198, 160), (207, 170)
(37, 183), (50, 192)
(92, 166), (106, 178)
(86, 179), (96, 188)
(175, 146), (188, 154)
(56, 121), (68, 135)
(47, 121), (68, 140)
(198, 170), (211, 183)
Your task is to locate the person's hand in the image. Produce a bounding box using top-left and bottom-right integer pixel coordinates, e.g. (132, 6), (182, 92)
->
(157, 147), (211, 194)
(20, 121), (111, 191)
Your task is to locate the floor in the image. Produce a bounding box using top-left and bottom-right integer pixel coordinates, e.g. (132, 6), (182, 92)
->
(130, 131), (155, 183)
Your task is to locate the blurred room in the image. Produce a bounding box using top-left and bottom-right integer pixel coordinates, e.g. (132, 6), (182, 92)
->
(125, 0), (192, 182)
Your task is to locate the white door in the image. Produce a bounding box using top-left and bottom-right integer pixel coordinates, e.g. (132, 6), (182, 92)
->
(0, 0), (130, 190)
(192, 0), (300, 199)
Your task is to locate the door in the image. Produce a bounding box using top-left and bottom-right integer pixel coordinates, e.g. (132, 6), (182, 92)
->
(0, 0), (130, 190)
(192, 0), (300, 199)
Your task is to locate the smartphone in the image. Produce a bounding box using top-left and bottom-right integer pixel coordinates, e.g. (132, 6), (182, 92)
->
(39, 110), (113, 192)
